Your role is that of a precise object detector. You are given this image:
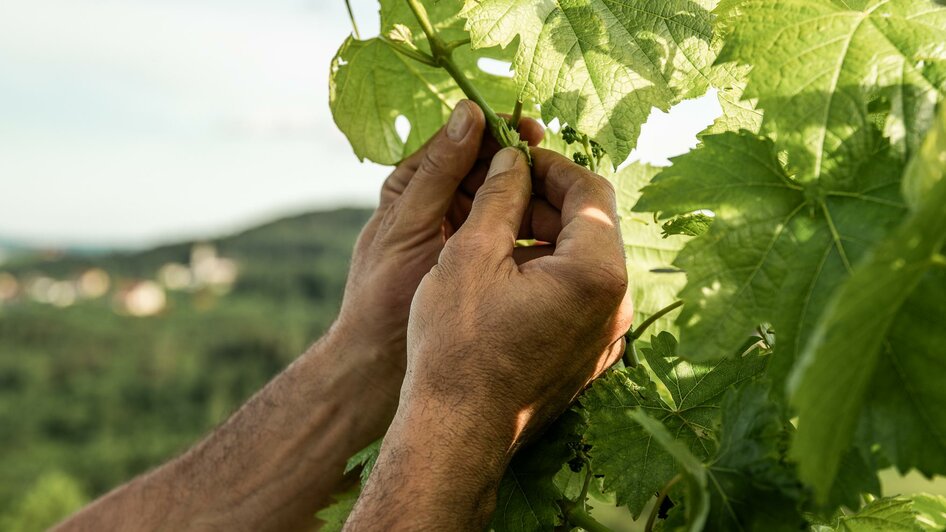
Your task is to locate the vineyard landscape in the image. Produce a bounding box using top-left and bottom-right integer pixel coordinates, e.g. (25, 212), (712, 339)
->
(2, 0), (946, 530)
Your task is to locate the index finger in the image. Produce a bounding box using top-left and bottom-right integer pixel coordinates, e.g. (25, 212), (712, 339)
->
(529, 148), (623, 260)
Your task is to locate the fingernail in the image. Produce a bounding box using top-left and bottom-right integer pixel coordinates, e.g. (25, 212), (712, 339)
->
(447, 102), (472, 141)
(488, 148), (520, 177)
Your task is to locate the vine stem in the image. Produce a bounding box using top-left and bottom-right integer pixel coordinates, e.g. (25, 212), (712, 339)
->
(630, 301), (684, 341)
(511, 100), (523, 129)
(622, 341), (640, 368)
(344, 0), (361, 39)
(381, 37), (438, 66)
(580, 135), (598, 173)
(579, 463), (594, 509)
(622, 300), (682, 367)
(645, 473), (682, 532)
(405, 0), (510, 147)
(563, 504), (613, 532)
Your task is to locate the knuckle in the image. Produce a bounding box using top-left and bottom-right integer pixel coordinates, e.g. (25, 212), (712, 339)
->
(596, 175), (617, 197)
(580, 262), (629, 301)
(374, 202), (403, 242)
(418, 144), (450, 176)
(457, 229), (495, 254)
(426, 262), (455, 285)
(478, 170), (527, 196)
(475, 182), (514, 204)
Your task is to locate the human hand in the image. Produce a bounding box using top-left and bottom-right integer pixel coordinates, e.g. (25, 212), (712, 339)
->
(402, 146), (633, 442)
(328, 100), (543, 411)
(344, 148), (632, 530)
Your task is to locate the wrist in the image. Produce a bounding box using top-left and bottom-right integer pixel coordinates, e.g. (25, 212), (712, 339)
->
(320, 321), (405, 399)
(354, 395), (517, 528)
(295, 328), (402, 442)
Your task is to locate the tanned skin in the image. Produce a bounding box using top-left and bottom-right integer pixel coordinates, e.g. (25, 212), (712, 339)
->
(55, 102), (631, 531)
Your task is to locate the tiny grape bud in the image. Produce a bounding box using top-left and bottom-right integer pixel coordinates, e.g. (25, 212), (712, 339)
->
(561, 125), (579, 144)
(567, 456), (585, 473)
(591, 140), (605, 158)
(573, 152), (590, 167)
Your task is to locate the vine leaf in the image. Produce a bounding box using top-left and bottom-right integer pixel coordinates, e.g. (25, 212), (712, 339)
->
(819, 494), (946, 532)
(314, 485), (360, 532)
(701, 61), (762, 136)
(461, 0), (718, 165)
(581, 333), (766, 518)
(612, 164), (690, 334)
(790, 107), (946, 497)
(491, 411), (584, 532)
(634, 131), (906, 374)
(716, 0), (946, 178)
(625, 410), (710, 532)
(910, 494), (946, 531)
(703, 380), (806, 531)
(903, 99), (946, 209)
(344, 439), (381, 484)
(329, 0), (518, 164)
(860, 270), (946, 482)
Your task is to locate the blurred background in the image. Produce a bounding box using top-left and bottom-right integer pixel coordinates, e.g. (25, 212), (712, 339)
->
(2, 1), (938, 530)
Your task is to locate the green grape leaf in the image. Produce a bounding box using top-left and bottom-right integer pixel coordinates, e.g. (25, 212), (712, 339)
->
(634, 131), (906, 372)
(491, 411), (584, 532)
(612, 164), (688, 334)
(661, 213), (713, 239)
(461, 0), (718, 165)
(859, 268), (946, 478)
(699, 21), (763, 137)
(790, 108), (946, 497)
(704, 64), (763, 136)
(329, 0), (519, 165)
(817, 497), (921, 532)
(581, 334), (766, 518)
(344, 439), (381, 485)
(826, 447), (882, 514)
(314, 485), (360, 532)
(716, 0), (946, 178)
(626, 410), (710, 532)
(910, 494), (946, 530)
(704, 380), (807, 531)
(643, 332), (768, 424)
(903, 102), (946, 209)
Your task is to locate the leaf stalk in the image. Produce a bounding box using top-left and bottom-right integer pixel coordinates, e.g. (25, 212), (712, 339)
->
(344, 0), (361, 39)
(645, 473), (682, 532)
(404, 0), (525, 156)
(630, 301), (684, 341)
(561, 503), (613, 532)
(381, 37), (438, 66)
(623, 300), (683, 367)
(511, 100), (523, 129)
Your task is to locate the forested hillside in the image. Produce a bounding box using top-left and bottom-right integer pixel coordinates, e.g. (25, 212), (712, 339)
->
(0, 208), (371, 529)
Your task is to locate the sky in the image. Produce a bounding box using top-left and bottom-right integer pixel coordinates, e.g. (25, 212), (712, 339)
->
(0, 0), (721, 248)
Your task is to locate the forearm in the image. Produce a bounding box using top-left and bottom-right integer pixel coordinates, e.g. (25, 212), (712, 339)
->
(344, 391), (518, 531)
(57, 327), (401, 532)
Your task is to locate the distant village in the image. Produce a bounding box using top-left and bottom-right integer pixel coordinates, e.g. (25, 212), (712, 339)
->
(0, 244), (238, 317)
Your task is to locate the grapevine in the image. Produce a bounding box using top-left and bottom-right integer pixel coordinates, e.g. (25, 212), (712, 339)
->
(324, 0), (946, 530)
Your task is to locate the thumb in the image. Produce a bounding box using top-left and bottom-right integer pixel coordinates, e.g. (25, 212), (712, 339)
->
(448, 148), (532, 261)
(391, 101), (485, 233)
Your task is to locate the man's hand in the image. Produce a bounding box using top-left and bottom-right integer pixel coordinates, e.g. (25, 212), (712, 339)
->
(346, 147), (633, 530)
(331, 100), (543, 418)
